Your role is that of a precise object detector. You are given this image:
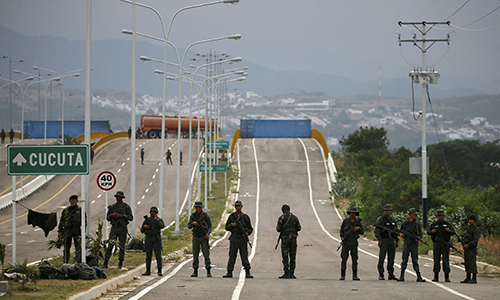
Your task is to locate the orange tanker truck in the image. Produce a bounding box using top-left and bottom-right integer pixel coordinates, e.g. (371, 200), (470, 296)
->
(140, 115), (217, 139)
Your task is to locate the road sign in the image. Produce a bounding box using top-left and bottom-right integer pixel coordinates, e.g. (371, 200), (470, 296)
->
(200, 164), (228, 173)
(97, 171), (117, 191)
(206, 141), (229, 150)
(7, 145), (90, 175)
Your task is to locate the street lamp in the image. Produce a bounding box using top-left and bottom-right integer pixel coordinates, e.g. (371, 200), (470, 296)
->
(2, 56), (24, 129)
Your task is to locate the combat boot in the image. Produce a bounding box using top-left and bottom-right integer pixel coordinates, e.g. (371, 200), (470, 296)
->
(142, 270), (151, 276)
(222, 271), (233, 278)
(397, 270), (405, 282)
(352, 270), (360, 281)
(444, 272), (450, 282)
(118, 260), (123, 269)
(416, 271), (426, 282)
(289, 270), (296, 279)
(339, 269), (346, 281)
(245, 269), (254, 279)
(432, 272), (439, 282)
(191, 269), (198, 277)
(207, 269), (212, 278)
(378, 273), (385, 280)
(461, 273), (471, 283)
(388, 273), (397, 280)
(468, 273), (477, 284)
(279, 268), (290, 279)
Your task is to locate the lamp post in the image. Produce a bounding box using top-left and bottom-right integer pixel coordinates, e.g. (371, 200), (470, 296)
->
(14, 70), (53, 121)
(1, 56), (24, 129)
(119, 0), (240, 226)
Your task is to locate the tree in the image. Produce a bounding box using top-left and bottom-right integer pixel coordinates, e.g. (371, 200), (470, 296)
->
(339, 126), (389, 157)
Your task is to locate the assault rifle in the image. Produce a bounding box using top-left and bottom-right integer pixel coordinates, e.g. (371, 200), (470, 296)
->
(454, 232), (466, 247)
(108, 205), (127, 228)
(337, 218), (362, 251)
(372, 223), (428, 246)
(234, 215), (252, 248)
(430, 224), (462, 254)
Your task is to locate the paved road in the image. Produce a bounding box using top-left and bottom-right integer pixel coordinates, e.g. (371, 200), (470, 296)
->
(0, 137), (201, 264)
(122, 138), (498, 300)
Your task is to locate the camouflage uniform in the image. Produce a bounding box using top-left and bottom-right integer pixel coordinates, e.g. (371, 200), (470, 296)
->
(58, 203), (85, 263)
(340, 209), (364, 280)
(141, 207), (165, 275)
(103, 195), (133, 267)
(225, 211), (253, 273)
(398, 208), (425, 282)
(427, 210), (455, 281)
(374, 205), (399, 280)
(188, 204), (212, 274)
(461, 214), (481, 284)
(276, 211), (301, 278)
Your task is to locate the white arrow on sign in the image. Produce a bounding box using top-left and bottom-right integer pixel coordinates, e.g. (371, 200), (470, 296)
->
(12, 153), (27, 166)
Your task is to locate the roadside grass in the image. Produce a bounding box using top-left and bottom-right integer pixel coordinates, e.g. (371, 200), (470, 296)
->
(3, 164), (235, 299)
(477, 235), (500, 267)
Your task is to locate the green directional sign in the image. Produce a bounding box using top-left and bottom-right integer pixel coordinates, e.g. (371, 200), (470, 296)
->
(199, 164), (228, 173)
(206, 141), (229, 150)
(8, 145), (90, 175)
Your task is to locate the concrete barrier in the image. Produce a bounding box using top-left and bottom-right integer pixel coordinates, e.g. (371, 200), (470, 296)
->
(0, 175), (56, 211)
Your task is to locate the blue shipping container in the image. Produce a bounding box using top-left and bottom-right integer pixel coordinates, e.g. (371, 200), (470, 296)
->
(240, 119), (311, 138)
(23, 120), (110, 139)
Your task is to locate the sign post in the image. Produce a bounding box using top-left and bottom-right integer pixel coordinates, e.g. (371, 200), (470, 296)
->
(7, 144), (90, 264)
(97, 171), (117, 240)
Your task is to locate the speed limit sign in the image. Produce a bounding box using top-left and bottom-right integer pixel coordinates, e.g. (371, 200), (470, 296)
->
(97, 171), (117, 191)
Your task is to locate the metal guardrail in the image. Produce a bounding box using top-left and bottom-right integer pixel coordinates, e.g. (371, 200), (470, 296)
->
(0, 175), (56, 210)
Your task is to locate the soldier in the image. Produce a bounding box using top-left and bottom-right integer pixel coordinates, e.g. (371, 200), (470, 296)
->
(127, 127), (131, 139)
(397, 208), (425, 282)
(102, 191), (133, 269)
(188, 201), (212, 277)
(460, 214), (481, 284)
(165, 149), (173, 165)
(140, 148), (145, 165)
(9, 128), (14, 143)
(179, 150), (182, 165)
(339, 207), (364, 281)
(427, 209), (455, 282)
(223, 200), (254, 279)
(58, 195), (85, 263)
(141, 206), (165, 276)
(0, 129), (5, 143)
(374, 204), (399, 280)
(276, 204), (301, 279)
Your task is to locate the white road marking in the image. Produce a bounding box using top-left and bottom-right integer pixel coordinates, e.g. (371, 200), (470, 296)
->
(122, 162), (126, 166)
(91, 200), (95, 204)
(300, 138), (475, 300)
(145, 189), (149, 193)
(118, 169), (121, 172)
(232, 138), (260, 300)
(27, 240), (36, 243)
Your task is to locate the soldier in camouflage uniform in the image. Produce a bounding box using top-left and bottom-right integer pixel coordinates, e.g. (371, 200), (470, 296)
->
(460, 214), (481, 284)
(141, 206), (165, 276)
(276, 204), (301, 279)
(58, 195), (85, 263)
(339, 207), (364, 281)
(223, 200), (254, 279)
(102, 191), (133, 269)
(427, 209), (455, 282)
(374, 204), (399, 280)
(397, 208), (425, 282)
(188, 201), (213, 277)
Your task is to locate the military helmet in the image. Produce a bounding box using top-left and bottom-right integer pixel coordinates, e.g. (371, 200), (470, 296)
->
(194, 201), (203, 208)
(409, 208), (418, 215)
(114, 191), (126, 198)
(383, 204), (393, 211)
(347, 207), (359, 216)
(234, 200), (242, 206)
(69, 195), (78, 201)
(150, 206), (159, 213)
(281, 204), (291, 212)
(436, 209), (445, 216)
(468, 214), (477, 221)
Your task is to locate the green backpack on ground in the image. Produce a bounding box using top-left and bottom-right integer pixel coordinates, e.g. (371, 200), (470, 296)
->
(38, 260), (58, 279)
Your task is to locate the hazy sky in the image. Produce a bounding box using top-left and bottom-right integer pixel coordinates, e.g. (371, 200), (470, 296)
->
(1, 0), (499, 91)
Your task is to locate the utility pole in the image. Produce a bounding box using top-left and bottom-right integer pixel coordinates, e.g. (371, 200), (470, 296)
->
(399, 20), (450, 229)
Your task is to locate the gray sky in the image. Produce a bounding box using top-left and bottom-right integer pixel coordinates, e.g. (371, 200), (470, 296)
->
(1, 0), (499, 92)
